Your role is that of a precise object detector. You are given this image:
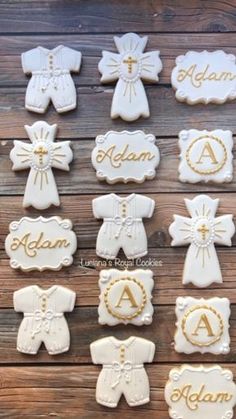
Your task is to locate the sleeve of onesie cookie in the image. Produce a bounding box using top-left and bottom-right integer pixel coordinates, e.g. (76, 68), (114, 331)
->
(21, 48), (38, 74)
(63, 46), (82, 72)
(90, 337), (108, 364)
(137, 195), (155, 218)
(57, 286), (76, 312)
(138, 338), (156, 363)
(92, 195), (109, 219)
(13, 287), (30, 312)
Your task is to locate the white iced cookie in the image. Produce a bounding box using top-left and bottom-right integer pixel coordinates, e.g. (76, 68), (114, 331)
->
(90, 336), (155, 408)
(165, 365), (236, 419)
(178, 129), (233, 184)
(171, 50), (236, 104)
(14, 285), (76, 355)
(92, 193), (155, 260)
(22, 45), (82, 113)
(5, 216), (77, 271)
(169, 194), (235, 287)
(98, 32), (162, 121)
(10, 121), (73, 209)
(98, 269), (154, 326)
(175, 297), (231, 355)
(91, 130), (160, 184)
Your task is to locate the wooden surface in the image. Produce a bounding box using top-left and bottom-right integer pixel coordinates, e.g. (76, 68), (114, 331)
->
(1, 1), (236, 417)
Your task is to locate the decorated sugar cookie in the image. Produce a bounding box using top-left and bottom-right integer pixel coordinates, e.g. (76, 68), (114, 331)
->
(165, 365), (236, 419)
(98, 32), (162, 121)
(14, 285), (76, 355)
(169, 194), (235, 287)
(92, 193), (155, 260)
(175, 297), (231, 355)
(10, 121), (73, 209)
(5, 216), (77, 271)
(90, 336), (155, 407)
(98, 269), (154, 325)
(178, 129), (233, 184)
(22, 45), (82, 113)
(91, 130), (160, 184)
(171, 50), (236, 104)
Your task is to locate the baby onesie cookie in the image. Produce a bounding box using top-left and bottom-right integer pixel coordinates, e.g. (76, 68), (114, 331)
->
(98, 269), (154, 325)
(175, 297), (231, 355)
(92, 193), (155, 260)
(22, 45), (82, 113)
(178, 129), (233, 184)
(169, 194), (235, 287)
(5, 216), (77, 271)
(165, 365), (236, 419)
(14, 285), (76, 355)
(90, 336), (155, 408)
(98, 32), (162, 121)
(10, 121), (73, 209)
(171, 50), (236, 104)
(91, 130), (160, 184)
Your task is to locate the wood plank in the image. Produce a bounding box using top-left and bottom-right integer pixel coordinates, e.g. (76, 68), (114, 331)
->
(0, 193), (236, 250)
(2, 88), (236, 139)
(1, 364), (236, 418)
(0, 305), (235, 364)
(1, 247), (236, 307)
(3, 33), (236, 87)
(0, 0), (236, 34)
(2, 137), (236, 194)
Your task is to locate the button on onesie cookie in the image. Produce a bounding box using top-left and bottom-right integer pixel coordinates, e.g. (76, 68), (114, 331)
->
(92, 193), (155, 259)
(22, 45), (82, 113)
(90, 336), (155, 408)
(14, 285), (76, 355)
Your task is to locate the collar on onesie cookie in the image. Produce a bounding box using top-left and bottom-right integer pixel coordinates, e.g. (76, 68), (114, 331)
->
(109, 336), (136, 348)
(32, 285), (58, 297)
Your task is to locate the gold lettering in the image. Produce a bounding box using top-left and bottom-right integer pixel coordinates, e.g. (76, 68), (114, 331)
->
(177, 64), (236, 88)
(115, 285), (138, 308)
(192, 314), (215, 337)
(196, 141), (219, 165)
(96, 144), (155, 168)
(10, 232), (70, 257)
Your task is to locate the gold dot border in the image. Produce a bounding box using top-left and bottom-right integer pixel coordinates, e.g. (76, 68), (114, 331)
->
(185, 135), (227, 175)
(104, 276), (147, 320)
(181, 305), (224, 347)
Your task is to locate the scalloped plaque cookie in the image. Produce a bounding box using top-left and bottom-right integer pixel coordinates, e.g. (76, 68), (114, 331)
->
(178, 129), (233, 184)
(175, 297), (231, 355)
(14, 285), (76, 355)
(92, 193), (155, 260)
(165, 365), (236, 419)
(91, 130), (160, 184)
(171, 50), (236, 104)
(10, 121), (73, 210)
(169, 194), (235, 287)
(5, 216), (77, 271)
(22, 45), (82, 113)
(98, 269), (154, 326)
(90, 336), (155, 407)
(98, 32), (162, 121)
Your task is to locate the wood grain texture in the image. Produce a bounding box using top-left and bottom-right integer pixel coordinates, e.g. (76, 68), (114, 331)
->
(0, 0), (236, 34)
(1, 0), (236, 417)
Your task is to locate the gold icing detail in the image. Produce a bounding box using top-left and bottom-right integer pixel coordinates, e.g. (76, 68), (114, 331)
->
(177, 64), (236, 88)
(170, 384), (233, 411)
(197, 224), (210, 240)
(104, 277), (147, 320)
(123, 56), (137, 74)
(185, 135), (227, 175)
(10, 232), (70, 257)
(192, 313), (215, 337)
(181, 305), (224, 347)
(115, 284), (139, 308)
(34, 145), (48, 165)
(195, 142), (219, 165)
(96, 144), (155, 168)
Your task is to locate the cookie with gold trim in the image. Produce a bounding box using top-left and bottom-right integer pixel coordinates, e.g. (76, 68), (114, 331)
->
(175, 297), (231, 355)
(98, 269), (154, 325)
(165, 365), (236, 419)
(178, 129), (233, 184)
